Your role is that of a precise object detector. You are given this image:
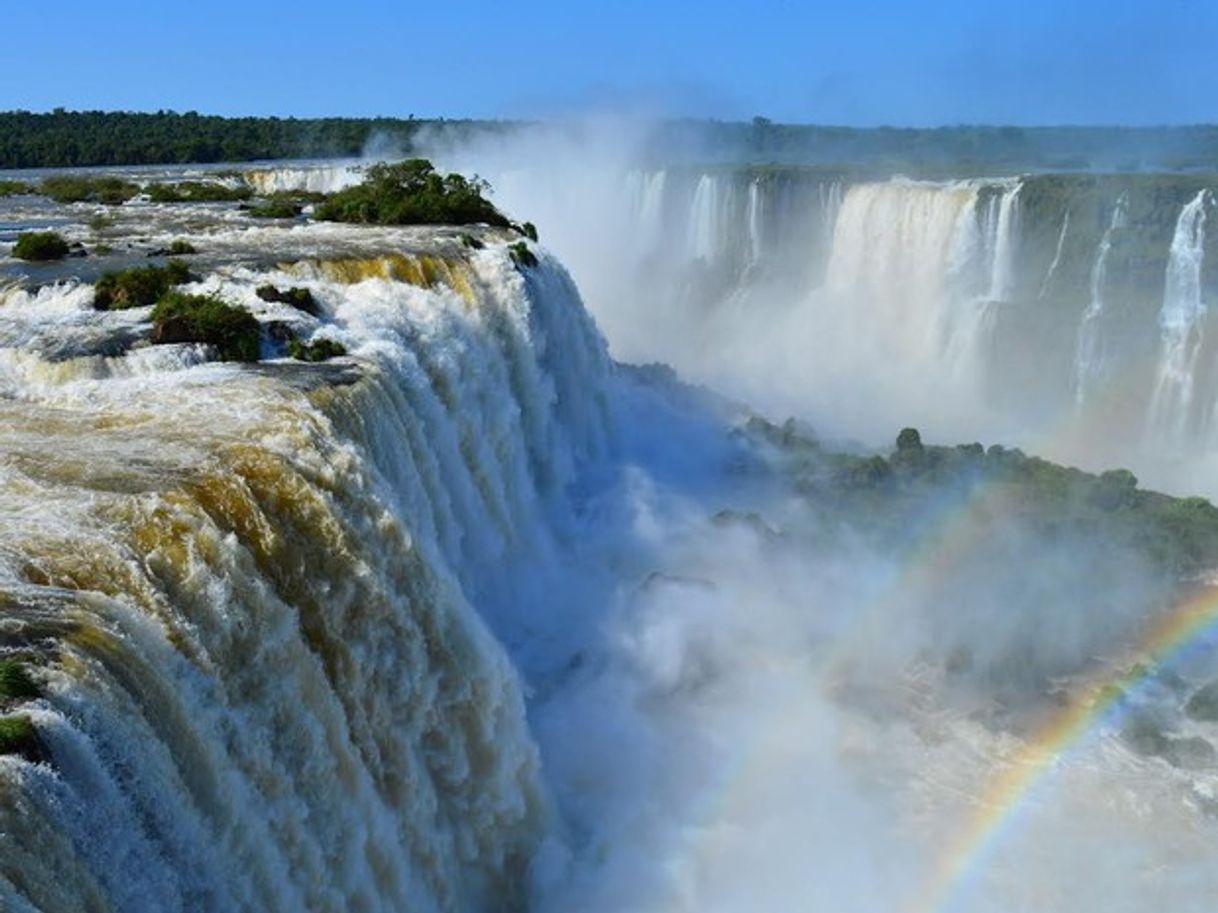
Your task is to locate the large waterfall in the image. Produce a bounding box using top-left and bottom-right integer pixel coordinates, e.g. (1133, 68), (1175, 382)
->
(424, 154), (1218, 490)
(0, 240), (613, 913)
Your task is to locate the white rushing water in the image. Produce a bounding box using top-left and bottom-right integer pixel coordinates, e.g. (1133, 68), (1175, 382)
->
(0, 240), (614, 913)
(1149, 190), (1210, 441)
(1073, 194), (1128, 408)
(1039, 209), (1071, 299)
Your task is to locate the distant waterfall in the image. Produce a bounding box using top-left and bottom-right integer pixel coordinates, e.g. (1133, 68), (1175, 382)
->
(1039, 210), (1071, 299)
(822, 179), (1019, 380)
(243, 163), (364, 194)
(1073, 194), (1128, 407)
(1149, 190), (1209, 440)
(687, 174), (721, 261)
(985, 182), (1021, 301)
(746, 178), (763, 266)
(629, 170), (667, 255)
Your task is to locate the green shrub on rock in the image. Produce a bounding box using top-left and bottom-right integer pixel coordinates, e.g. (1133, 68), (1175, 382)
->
(0, 660), (39, 704)
(255, 284), (320, 316)
(0, 180), (33, 197)
(146, 181), (252, 203)
(0, 714), (39, 760)
(94, 260), (194, 310)
(151, 291), (261, 362)
(40, 175), (138, 205)
(246, 199), (302, 219)
(508, 241), (538, 269)
(12, 231), (70, 261)
(286, 337), (347, 362)
(313, 159), (509, 227)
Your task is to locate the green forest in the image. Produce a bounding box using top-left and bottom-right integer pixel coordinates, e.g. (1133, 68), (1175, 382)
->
(0, 110), (508, 169)
(6, 110), (1218, 173)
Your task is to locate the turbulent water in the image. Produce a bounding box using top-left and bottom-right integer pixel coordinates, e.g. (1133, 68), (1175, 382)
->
(0, 193), (617, 910)
(4, 156), (1218, 913)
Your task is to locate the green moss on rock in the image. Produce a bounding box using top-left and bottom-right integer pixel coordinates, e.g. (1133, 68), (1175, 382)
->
(12, 231), (70, 262)
(508, 241), (538, 269)
(0, 714), (40, 761)
(255, 284), (320, 316)
(0, 660), (40, 703)
(40, 175), (138, 205)
(146, 181), (251, 203)
(286, 337), (347, 362)
(0, 180), (33, 197)
(94, 260), (194, 310)
(151, 291), (261, 362)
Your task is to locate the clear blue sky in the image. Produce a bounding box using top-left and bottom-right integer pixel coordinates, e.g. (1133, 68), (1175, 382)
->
(4, 0), (1216, 125)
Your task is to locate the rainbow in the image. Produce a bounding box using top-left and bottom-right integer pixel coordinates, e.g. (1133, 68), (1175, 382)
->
(911, 583), (1218, 913)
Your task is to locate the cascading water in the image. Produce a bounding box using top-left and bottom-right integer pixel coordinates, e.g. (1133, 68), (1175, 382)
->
(821, 179), (1019, 387)
(1039, 209), (1071, 299)
(745, 178), (763, 267)
(244, 163), (365, 195)
(631, 170), (667, 256)
(1073, 194), (1127, 408)
(687, 174), (721, 262)
(984, 182), (1021, 301)
(0, 241), (615, 913)
(1149, 190), (1209, 441)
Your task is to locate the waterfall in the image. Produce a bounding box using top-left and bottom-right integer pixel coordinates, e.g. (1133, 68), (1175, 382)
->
(1149, 190), (1209, 440)
(634, 170), (667, 254)
(1072, 194), (1128, 407)
(821, 179), (1012, 381)
(0, 246), (615, 913)
(746, 178), (763, 266)
(1039, 210), (1071, 299)
(687, 174), (721, 262)
(986, 182), (1021, 301)
(243, 163), (364, 195)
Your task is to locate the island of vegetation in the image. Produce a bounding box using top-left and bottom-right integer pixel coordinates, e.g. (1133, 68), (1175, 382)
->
(12, 231), (70, 262)
(313, 159), (510, 227)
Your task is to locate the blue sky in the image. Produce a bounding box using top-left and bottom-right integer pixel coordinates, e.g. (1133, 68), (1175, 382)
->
(4, 0), (1216, 125)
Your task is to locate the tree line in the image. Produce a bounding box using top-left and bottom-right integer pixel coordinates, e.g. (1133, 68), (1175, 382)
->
(0, 110), (513, 169)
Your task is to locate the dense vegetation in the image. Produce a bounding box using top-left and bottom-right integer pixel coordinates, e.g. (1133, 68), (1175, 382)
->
(12, 231), (70, 261)
(0, 659), (41, 760)
(286, 337), (347, 362)
(0, 714), (38, 760)
(146, 181), (251, 203)
(94, 260), (193, 309)
(40, 175), (139, 204)
(246, 199), (302, 219)
(0, 110), (509, 169)
(508, 241), (538, 268)
(0, 659), (39, 703)
(6, 110), (1218, 173)
(746, 419), (1218, 577)
(0, 180), (32, 196)
(150, 292), (261, 362)
(313, 159), (509, 227)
